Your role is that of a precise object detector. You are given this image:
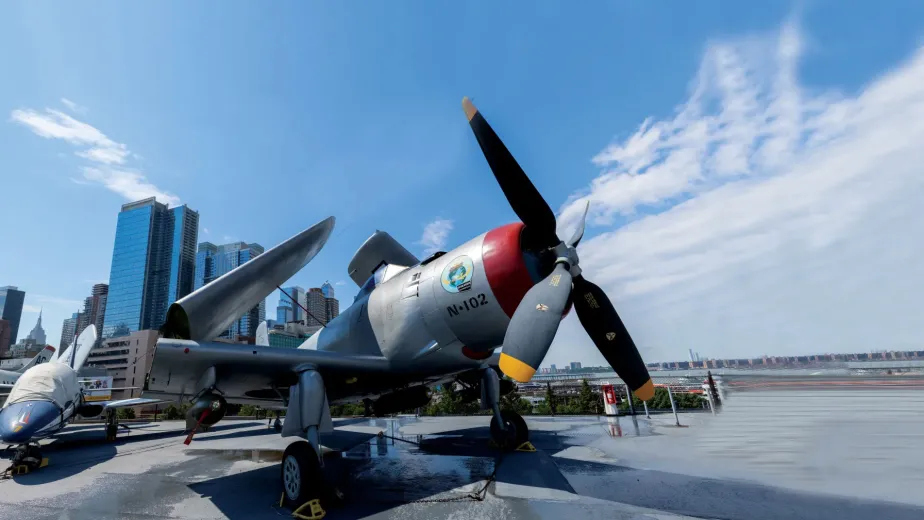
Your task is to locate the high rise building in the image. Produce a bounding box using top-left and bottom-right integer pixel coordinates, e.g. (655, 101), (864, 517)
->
(26, 309), (46, 345)
(79, 283), (109, 339)
(570, 361), (582, 370)
(0, 319), (11, 357)
(60, 312), (79, 349)
(194, 241), (266, 339)
(102, 197), (199, 338)
(277, 286), (305, 324)
(0, 286), (25, 348)
(321, 281), (334, 300)
(305, 288), (328, 327)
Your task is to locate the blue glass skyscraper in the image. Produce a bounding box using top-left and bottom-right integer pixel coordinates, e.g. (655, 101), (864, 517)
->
(276, 286), (305, 324)
(194, 241), (266, 339)
(102, 197), (199, 338)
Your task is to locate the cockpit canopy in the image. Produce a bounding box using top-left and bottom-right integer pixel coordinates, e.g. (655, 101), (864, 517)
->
(354, 263), (411, 302)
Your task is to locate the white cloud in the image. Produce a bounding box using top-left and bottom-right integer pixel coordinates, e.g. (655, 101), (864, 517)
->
(11, 105), (179, 206)
(419, 218), (454, 256)
(202, 227), (210, 235)
(548, 21), (924, 366)
(61, 97), (88, 115)
(335, 280), (346, 286)
(22, 304), (42, 313)
(81, 167), (180, 207)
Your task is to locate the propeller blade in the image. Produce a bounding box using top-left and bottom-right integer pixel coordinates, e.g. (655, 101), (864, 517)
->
(498, 263), (573, 382)
(567, 200), (590, 247)
(462, 97), (560, 249)
(572, 276), (654, 401)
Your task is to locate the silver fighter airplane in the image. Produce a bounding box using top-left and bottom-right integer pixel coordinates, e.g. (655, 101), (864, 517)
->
(144, 98), (655, 509)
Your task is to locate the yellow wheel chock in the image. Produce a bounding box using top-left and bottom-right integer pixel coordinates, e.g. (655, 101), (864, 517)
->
(515, 441), (536, 452)
(292, 498), (326, 519)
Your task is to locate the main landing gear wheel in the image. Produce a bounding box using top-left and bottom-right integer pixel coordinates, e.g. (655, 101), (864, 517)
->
(105, 423), (118, 442)
(273, 417), (283, 433)
(281, 441), (325, 511)
(490, 410), (529, 451)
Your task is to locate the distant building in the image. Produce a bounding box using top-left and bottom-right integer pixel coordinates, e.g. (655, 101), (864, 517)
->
(25, 309), (46, 345)
(550, 364), (557, 373)
(277, 286), (305, 324)
(84, 329), (159, 400)
(195, 241), (266, 339)
(321, 281), (335, 300)
(9, 338), (43, 358)
(0, 286), (25, 350)
(79, 283), (108, 341)
(60, 313), (80, 349)
(102, 198), (199, 338)
(305, 288), (328, 327)
(302, 287), (340, 326)
(570, 361), (582, 370)
(0, 319), (11, 357)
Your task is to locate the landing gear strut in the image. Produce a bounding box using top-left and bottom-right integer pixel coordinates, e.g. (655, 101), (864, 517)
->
(278, 367), (334, 514)
(482, 368), (530, 450)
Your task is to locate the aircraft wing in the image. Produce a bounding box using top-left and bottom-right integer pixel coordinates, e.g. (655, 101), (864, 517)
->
(101, 397), (167, 410)
(146, 339), (397, 405)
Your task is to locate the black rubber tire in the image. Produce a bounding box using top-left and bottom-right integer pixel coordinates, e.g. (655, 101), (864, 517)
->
(274, 419), (283, 433)
(106, 423), (118, 442)
(490, 410), (529, 451)
(280, 441), (325, 511)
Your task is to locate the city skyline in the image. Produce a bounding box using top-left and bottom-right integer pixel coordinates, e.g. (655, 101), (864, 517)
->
(3, 3), (924, 365)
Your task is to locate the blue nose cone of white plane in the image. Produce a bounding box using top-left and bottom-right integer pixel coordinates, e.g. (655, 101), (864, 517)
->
(0, 401), (59, 444)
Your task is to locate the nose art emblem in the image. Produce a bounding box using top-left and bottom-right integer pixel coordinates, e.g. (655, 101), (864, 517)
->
(606, 332), (616, 341)
(536, 304), (549, 312)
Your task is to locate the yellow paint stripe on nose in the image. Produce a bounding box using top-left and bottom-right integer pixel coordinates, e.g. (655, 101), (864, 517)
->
(499, 353), (536, 383)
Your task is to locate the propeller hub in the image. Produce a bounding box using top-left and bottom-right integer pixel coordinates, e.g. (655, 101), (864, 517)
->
(552, 242), (580, 270)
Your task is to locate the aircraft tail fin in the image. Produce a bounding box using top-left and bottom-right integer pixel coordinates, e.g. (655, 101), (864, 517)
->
(255, 321), (269, 346)
(61, 325), (97, 371)
(17, 345), (56, 373)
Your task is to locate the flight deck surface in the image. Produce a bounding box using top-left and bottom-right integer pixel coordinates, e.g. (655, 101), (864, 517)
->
(1, 401), (922, 520)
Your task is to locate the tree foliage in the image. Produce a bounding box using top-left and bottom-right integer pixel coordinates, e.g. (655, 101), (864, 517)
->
(117, 407), (136, 420)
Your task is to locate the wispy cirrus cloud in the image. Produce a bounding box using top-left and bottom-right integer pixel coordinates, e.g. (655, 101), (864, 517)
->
(548, 20), (924, 365)
(11, 101), (180, 206)
(60, 97), (87, 115)
(419, 218), (454, 256)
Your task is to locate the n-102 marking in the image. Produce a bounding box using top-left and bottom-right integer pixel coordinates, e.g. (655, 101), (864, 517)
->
(447, 293), (488, 317)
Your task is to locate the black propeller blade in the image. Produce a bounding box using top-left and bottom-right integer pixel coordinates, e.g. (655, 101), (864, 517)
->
(461, 97), (654, 401)
(572, 276), (654, 400)
(463, 97), (560, 249)
(498, 263), (574, 382)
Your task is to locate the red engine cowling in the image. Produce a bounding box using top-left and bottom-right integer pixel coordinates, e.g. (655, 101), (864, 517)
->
(481, 222), (572, 319)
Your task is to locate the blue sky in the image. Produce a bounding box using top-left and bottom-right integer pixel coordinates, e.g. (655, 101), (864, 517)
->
(2, 2), (924, 365)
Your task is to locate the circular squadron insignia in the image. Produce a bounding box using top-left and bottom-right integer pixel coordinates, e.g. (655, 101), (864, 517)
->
(440, 255), (475, 293)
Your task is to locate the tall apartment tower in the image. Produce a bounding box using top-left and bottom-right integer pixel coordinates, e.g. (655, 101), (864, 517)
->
(101, 198), (199, 338)
(194, 241), (266, 339)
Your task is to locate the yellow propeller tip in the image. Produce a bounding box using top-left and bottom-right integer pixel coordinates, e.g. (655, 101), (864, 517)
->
(499, 353), (536, 383)
(634, 379), (655, 401)
(462, 97), (478, 121)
